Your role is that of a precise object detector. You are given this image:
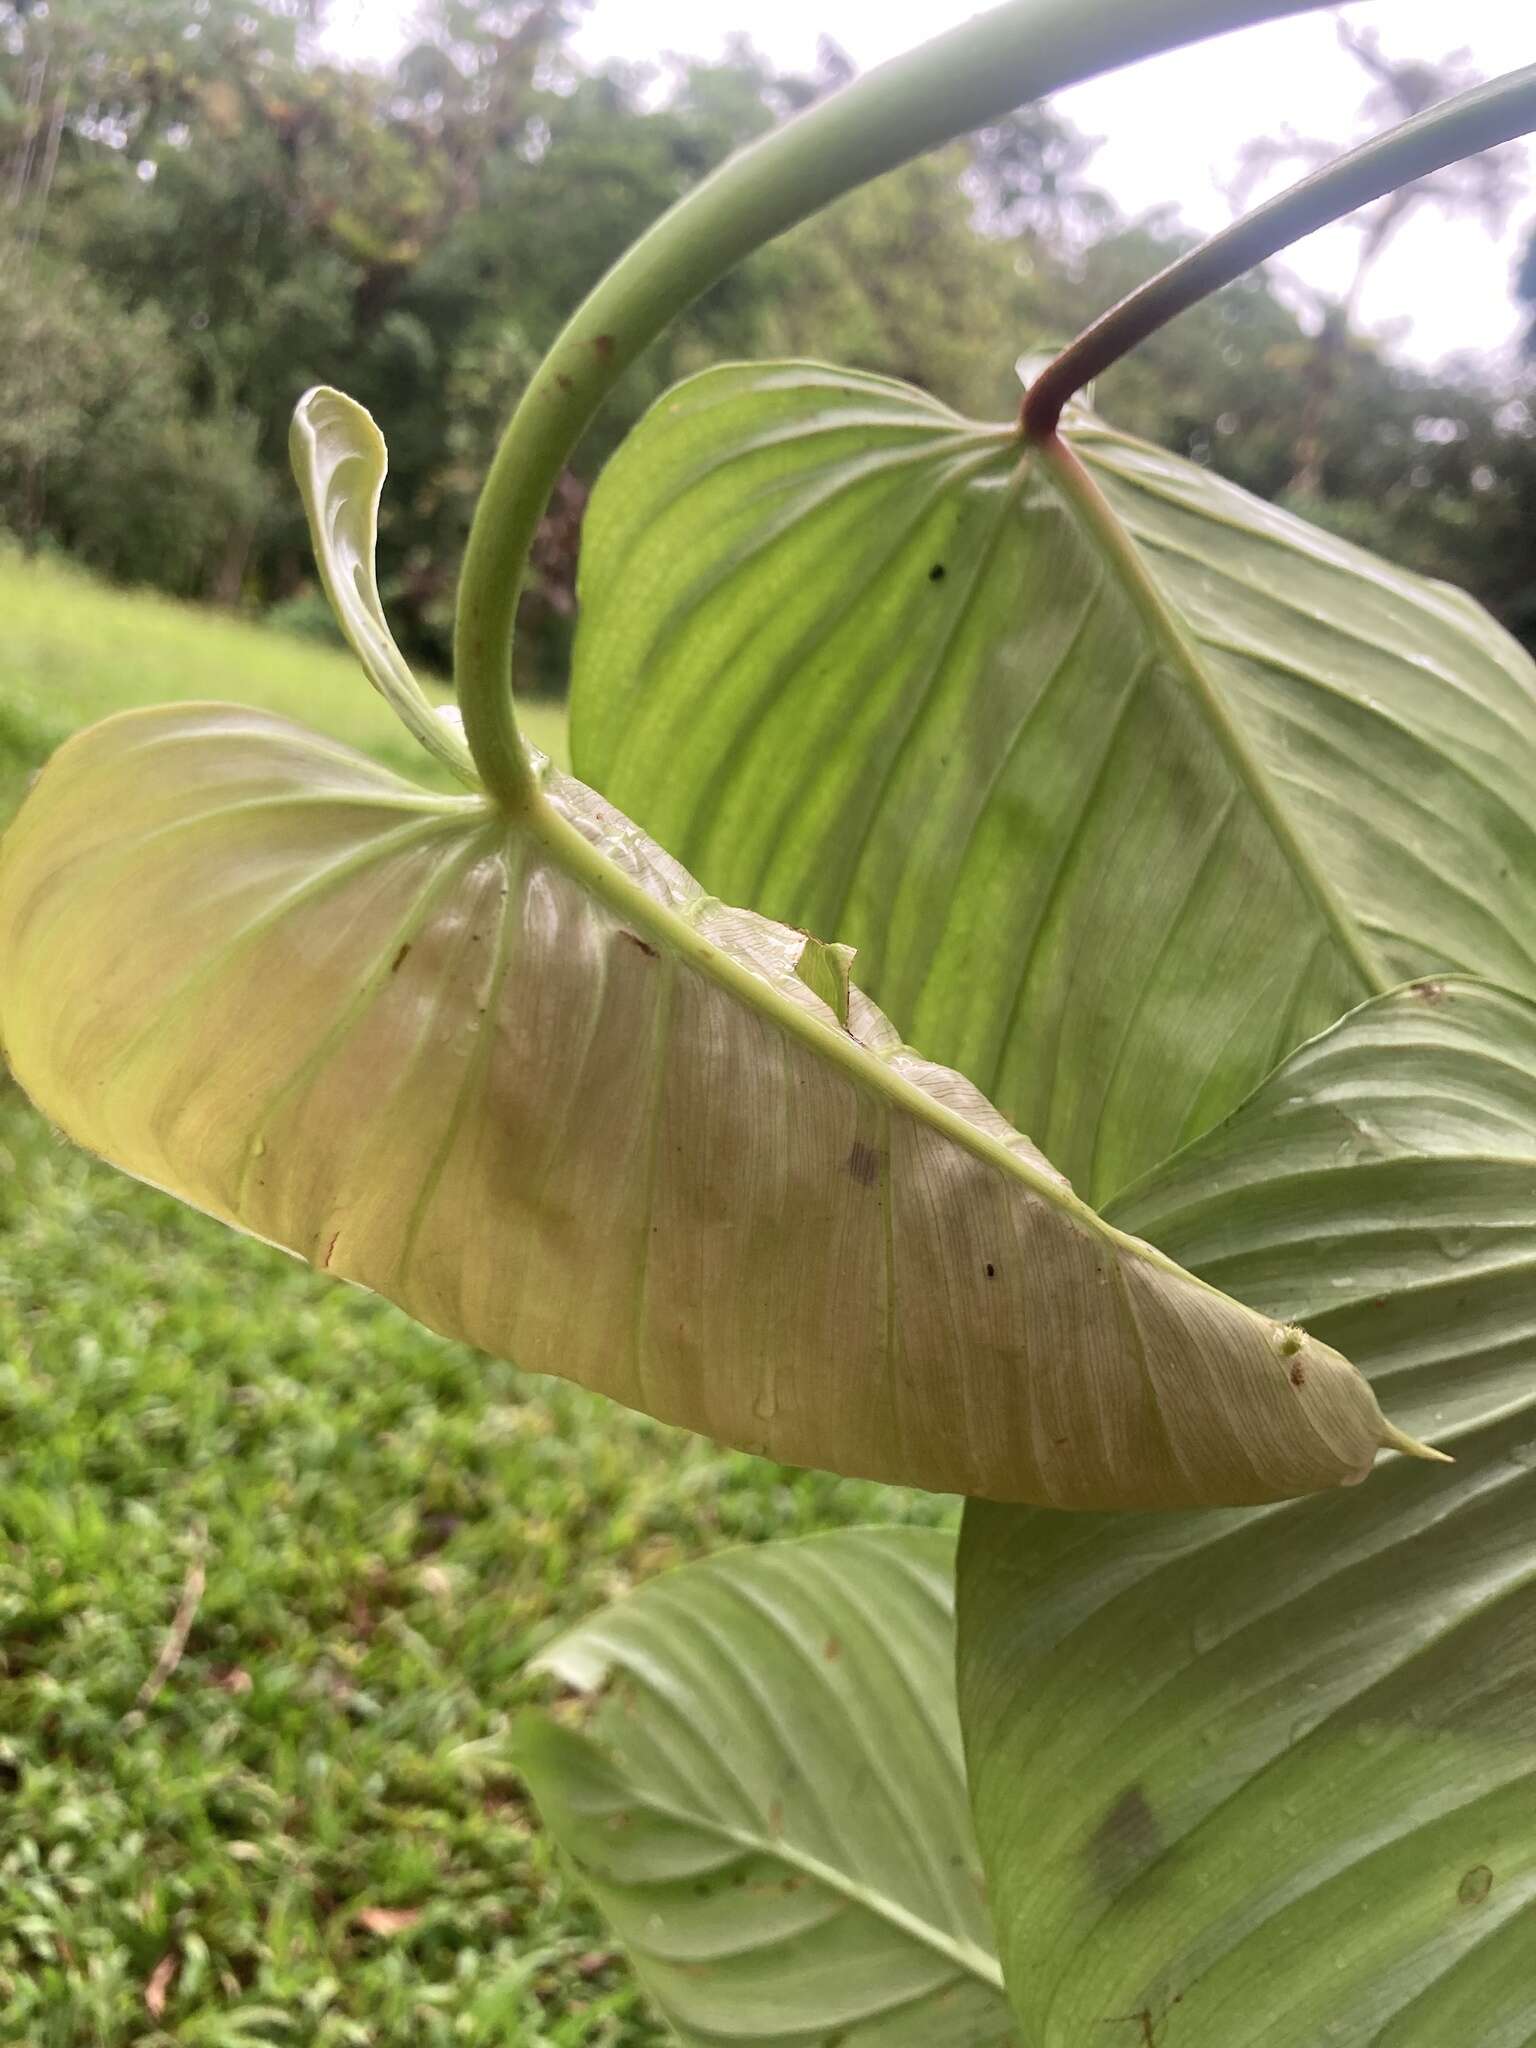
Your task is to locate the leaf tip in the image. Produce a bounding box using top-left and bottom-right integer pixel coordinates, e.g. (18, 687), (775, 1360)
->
(1381, 1421), (1455, 1467)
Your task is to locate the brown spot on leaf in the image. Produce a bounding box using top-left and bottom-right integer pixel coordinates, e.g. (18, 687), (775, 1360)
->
(985, 1262), (996, 1278)
(592, 332), (616, 361)
(767, 1798), (785, 1836)
(1089, 1785), (1162, 1898)
(1459, 1864), (1493, 1907)
(822, 1637), (842, 1661)
(321, 1231), (340, 1270)
(556, 372), (575, 393)
(390, 943), (411, 973)
(1412, 979), (1449, 1003)
(619, 930), (658, 959)
(846, 1140), (881, 1187)
(1289, 1361), (1307, 1387)
(928, 562), (946, 582)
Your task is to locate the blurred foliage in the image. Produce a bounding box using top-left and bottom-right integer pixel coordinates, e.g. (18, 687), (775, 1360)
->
(4, 0), (1536, 683)
(3, 0), (1536, 684)
(0, 253), (267, 596)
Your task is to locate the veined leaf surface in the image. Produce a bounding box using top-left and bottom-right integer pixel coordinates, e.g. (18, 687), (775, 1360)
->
(289, 384), (479, 787)
(569, 363), (1536, 1200)
(0, 387), (1424, 1511)
(516, 1528), (1014, 2048)
(957, 978), (1536, 2045)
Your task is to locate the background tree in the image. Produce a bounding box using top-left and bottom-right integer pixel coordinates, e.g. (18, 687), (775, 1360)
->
(5, 0), (1536, 679)
(1231, 23), (1524, 492)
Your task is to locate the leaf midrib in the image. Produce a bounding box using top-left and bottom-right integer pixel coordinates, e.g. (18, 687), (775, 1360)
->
(1044, 429), (1387, 1004)
(596, 1758), (1007, 1993)
(525, 777), (1231, 1307)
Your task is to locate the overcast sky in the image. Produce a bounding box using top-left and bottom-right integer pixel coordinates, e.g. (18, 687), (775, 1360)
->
(322, 1), (1536, 371)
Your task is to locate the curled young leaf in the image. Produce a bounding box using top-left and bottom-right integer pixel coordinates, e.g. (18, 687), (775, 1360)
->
(289, 387), (480, 788)
(0, 390), (1437, 1511)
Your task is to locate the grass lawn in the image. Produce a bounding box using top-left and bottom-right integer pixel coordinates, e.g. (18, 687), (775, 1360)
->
(0, 552), (568, 808)
(0, 554), (947, 2046)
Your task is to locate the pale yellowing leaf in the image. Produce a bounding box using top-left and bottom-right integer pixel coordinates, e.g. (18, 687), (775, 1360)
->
(0, 389), (1440, 1511)
(289, 387), (479, 787)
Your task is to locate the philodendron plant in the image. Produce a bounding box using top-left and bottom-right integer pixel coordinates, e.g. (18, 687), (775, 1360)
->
(5, 1), (1536, 2040)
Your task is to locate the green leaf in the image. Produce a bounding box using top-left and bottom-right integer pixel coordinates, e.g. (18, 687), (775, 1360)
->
(795, 932), (857, 1029)
(0, 391), (1431, 1512)
(289, 386), (479, 788)
(569, 364), (1536, 1201)
(516, 1528), (1015, 2047)
(957, 976), (1536, 2047)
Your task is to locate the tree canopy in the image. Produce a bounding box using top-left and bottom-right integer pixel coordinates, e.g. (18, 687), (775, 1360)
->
(5, 0), (1535, 684)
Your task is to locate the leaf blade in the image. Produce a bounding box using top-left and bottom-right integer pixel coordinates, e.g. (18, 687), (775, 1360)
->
(0, 698), (1410, 1508)
(516, 1528), (1017, 2048)
(570, 365), (1536, 1201)
(0, 390), (1428, 1513)
(289, 386), (479, 787)
(957, 977), (1536, 2046)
